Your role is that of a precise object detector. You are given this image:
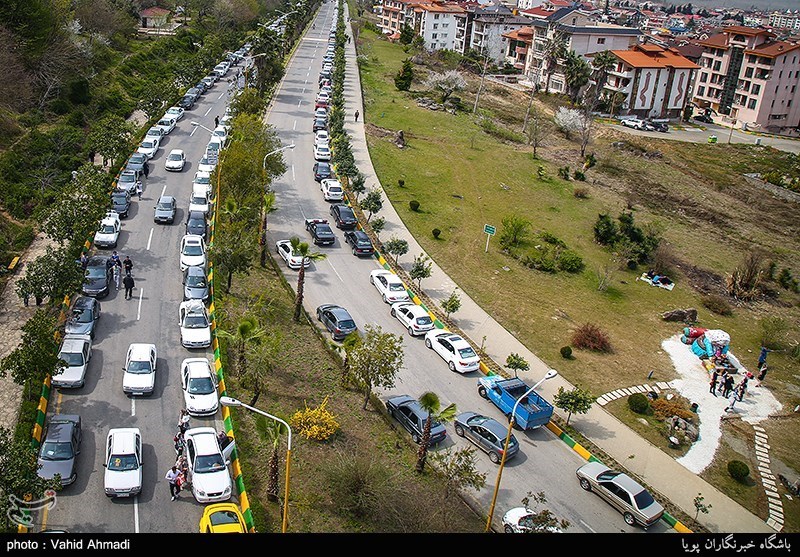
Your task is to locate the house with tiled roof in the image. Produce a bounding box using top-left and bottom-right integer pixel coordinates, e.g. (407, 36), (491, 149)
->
(598, 42), (698, 119)
(139, 6), (170, 29)
(692, 25), (800, 135)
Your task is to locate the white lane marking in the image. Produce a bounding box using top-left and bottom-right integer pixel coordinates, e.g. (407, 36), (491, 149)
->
(298, 204), (307, 220)
(302, 87), (305, 94)
(146, 228), (154, 251)
(579, 520), (596, 533)
(131, 398), (136, 416)
(307, 72), (310, 77)
(298, 100), (302, 108)
(328, 259), (344, 283)
(190, 126), (197, 137)
(293, 120), (297, 131)
(160, 184), (167, 197)
(137, 288), (143, 320)
(308, 65), (312, 70)
(291, 165), (295, 182)
(134, 496), (140, 533)
(204, 106), (212, 116)
(304, 79), (308, 84)
(217, 93), (224, 100)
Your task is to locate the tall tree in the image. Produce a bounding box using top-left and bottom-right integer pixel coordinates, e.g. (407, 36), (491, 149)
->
(87, 115), (134, 167)
(347, 324), (404, 410)
(591, 50), (617, 103)
(210, 223), (257, 293)
(563, 50), (591, 103)
(260, 191), (278, 267)
(215, 315), (266, 376)
(394, 58), (414, 91)
(553, 386), (595, 426)
(0, 309), (61, 392)
(399, 23), (414, 45)
(41, 163), (109, 248)
(415, 391), (457, 473)
(291, 238), (327, 322)
(409, 253), (432, 290)
(15, 246), (84, 306)
(242, 332), (282, 406)
(255, 415), (286, 502)
(541, 33), (567, 93)
(383, 237), (409, 266)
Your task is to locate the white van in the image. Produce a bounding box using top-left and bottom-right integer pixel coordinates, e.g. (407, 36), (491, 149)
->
(189, 183), (210, 214)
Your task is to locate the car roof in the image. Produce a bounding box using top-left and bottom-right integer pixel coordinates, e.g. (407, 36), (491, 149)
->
(73, 296), (97, 309)
(108, 428), (140, 453)
(86, 255), (108, 266)
(60, 334), (90, 350)
(120, 169), (137, 176)
(349, 230), (370, 240)
(610, 471), (646, 494)
(185, 265), (205, 276)
(186, 427), (219, 454)
(128, 343), (155, 359)
(44, 420), (75, 442)
(185, 359), (211, 376)
(99, 216), (117, 226)
(181, 299), (206, 313)
(188, 211), (205, 219)
(184, 234), (203, 244)
(328, 306), (352, 320)
(335, 205), (353, 214)
(169, 149), (184, 155)
(158, 195), (175, 203)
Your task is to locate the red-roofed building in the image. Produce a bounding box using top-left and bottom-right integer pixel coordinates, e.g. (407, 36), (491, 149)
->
(139, 6), (170, 29)
(599, 43), (698, 119)
(692, 26), (800, 135)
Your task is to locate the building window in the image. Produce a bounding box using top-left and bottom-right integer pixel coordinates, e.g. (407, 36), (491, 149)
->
(793, 85), (797, 93)
(752, 84), (760, 95)
(442, 23), (448, 28)
(597, 38), (606, 44)
(432, 33), (437, 39)
(700, 72), (708, 82)
(698, 85), (705, 96)
(789, 100), (793, 107)
(434, 13), (439, 19)
(433, 23), (438, 29)
(747, 98), (756, 109)
(713, 61), (721, 71)
(744, 67), (753, 77)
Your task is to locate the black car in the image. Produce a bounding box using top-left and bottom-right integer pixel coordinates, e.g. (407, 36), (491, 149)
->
(330, 204), (357, 230)
(344, 230), (374, 257)
(183, 265), (209, 302)
(178, 95), (195, 110)
(694, 113), (713, 124)
(64, 296), (101, 338)
(186, 87), (203, 99)
(82, 256), (113, 298)
(37, 414), (81, 487)
(454, 412), (520, 464)
(386, 395), (447, 445)
(319, 70), (332, 83)
(193, 81), (208, 94)
(313, 162), (332, 182)
(649, 121), (669, 133)
(313, 118), (327, 133)
(186, 210), (207, 239)
(305, 218), (335, 246)
(110, 189), (131, 218)
(316, 304), (358, 341)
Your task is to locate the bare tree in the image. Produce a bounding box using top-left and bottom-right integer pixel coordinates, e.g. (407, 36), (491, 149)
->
(424, 70), (466, 103)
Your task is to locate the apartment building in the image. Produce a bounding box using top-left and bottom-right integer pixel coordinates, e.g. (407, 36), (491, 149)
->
(692, 25), (800, 134)
(601, 43), (698, 119)
(453, 3), (532, 62)
(374, 0), (427, 36)
(769, 11), (800, 32)
(373, 0), (465, 51)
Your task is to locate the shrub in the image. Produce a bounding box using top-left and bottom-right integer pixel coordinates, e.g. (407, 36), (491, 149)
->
(557, 249), (585, 273)
(760, 317), (788, 350)
(558, 166), (571, 180)
(290, 396), (340, 441)
(626, 259), (638, 270)
(540, 231), (565, 247)
(50, 99), (71, 115)
(573, 187), (589, 199)
(573, 170), (586, 181)
(584, 153), (597, 169)
(432, 228), (441, 239)
(323, 451), (391, 518)
(398, 179), (405, 187)
(777, 268), (798, 291)
(409, 200), (420, 211)
(727, 460), (750, 482)
(537, 166), (546, 179)
(560, 346), (573, 359)
(571, 323), (612, 353)
(628, 393), (650, 414)
(701, 294), (733, 316)
(651, 398), (695, 421)
(479, 118), (526, 143)
(593, 213), (618, 245)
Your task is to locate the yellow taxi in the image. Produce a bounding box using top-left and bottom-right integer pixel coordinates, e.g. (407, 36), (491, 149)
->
(199, 503), (247, 533)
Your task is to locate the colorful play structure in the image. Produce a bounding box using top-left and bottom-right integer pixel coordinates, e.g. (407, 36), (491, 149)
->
(681, 327), (736, 373)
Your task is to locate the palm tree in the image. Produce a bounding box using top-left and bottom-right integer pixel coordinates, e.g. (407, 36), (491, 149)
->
(563, 50), (591, 104)
(255, 415), (286, 502)
(260, 191), (278, 268)
(591, 50), (617, 103)
(415, 391), (457, 473)
(219, 198), (252, 225)
(542, 32), (567, 94)
(291, 237), (327, 322)
(216, 315), (266, 376)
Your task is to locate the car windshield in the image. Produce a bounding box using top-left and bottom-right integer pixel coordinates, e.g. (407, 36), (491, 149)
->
(99, 224), (116, 234)
(59, 352), (84, 366)
(108, 453), (138, 471)
(168, 153), (183, 161)
(458, 346), (477, 359)
(186, 274), (206, 287)
(338, 320), (356, 330)
(130, 154), (146, 163)
(112, 193), (127, 202)
(416, 316), (433, 326)
(210, 510), (241, 526)
(184, 244), (204, 256)
(191, 195), (206, 205)
(147, 129), (160, 136)
(119, 174), (135, 183)
(633, 489), (656, 510)
(127, 360), (152, 374)
(329, 186), (342, 193)
(86, 266), (106, 279)
(318, 147), (329, 153)
(207, 143), (220, 153)
(183, 314), (208, 328)
(157, 201), (173, 211)
(158, 120), (170, 126)
(188, 377), (215, 395)
(141, 141), (155, 149)
(195, 176), (210, 185)
(40, 441), (73, 461)
(195, 453), (225, 473)
(71, 309), (93, 324)
(388, 283), (405, 292)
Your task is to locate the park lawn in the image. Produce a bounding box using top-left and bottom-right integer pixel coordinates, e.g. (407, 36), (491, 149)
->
(355, 27), (800, 525)
(214, 263), (485, 533)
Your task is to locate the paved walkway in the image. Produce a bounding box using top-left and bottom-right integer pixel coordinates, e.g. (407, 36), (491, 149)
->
(341, 5), (772, 533)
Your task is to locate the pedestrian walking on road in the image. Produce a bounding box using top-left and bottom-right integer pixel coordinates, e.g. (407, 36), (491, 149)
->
(174, 431), (185, 457)
(136, 182), (143, 201)
(123, 256), (133, 276)
(178, 409), (190, 434)
(122, 273), (135, 299)
(214, 116), (219, 128)
(709, 370), (718, 396)
(354, 109), (359, 122)
(165, 465), (181, 501)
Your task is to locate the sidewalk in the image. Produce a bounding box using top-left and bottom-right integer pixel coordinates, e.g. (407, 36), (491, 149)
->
(340, 5), (771, 534)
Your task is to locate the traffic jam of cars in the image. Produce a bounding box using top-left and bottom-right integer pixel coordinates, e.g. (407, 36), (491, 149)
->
(49, 44), (250, 529)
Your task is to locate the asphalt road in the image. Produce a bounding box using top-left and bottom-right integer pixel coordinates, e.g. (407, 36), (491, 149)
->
(38, 70), (238, 533)
(264, 4), (670, 534)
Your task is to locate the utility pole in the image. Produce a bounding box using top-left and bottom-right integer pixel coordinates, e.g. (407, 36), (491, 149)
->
(472, 50), (490, 114)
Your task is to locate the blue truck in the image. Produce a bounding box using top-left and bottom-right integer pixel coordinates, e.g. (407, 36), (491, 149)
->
(477, 375), (554, 430)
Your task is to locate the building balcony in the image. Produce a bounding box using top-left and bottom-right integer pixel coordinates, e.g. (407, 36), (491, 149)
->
(516, 46), (528, 56)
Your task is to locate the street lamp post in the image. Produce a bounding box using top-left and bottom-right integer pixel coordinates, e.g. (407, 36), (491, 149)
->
(220, 396), (293, 533)
(191, 121), (223, 202)
(484, 369), (558, 532)
(260, 144), (295, 266)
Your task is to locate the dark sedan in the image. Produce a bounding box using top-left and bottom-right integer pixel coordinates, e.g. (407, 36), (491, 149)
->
(694, 113), (713, 124)
(386, 395), (447, 445)
(125, 154), (149, 177)
(110, 189), (131, 218)
(313, 162), (332, 182)
(316, 304), (357, 341)
(37, 414), (81, 487)
(454, 412), (519, 464)
(313, 118), (327, 133)
(330, 204), (357, 230)
(186, 211), (207, 239)
(178, 94), (195, 110)
(344, 230), (374, 257)
(82, 256), (113, 298)
(154, 195), (176, 224)
(64, 297), (100, 338)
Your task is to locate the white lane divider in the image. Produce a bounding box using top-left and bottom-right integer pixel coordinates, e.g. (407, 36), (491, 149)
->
(291, 165), (295, 182)
(293, 120), (297, 131)
(137, 288), (143, 321)
(204, 106), (212, 116)
(131, 398), (136, 416)
(302, 87), (305, 94)
(308, 65), (312, 70)
(306, 72), (310, 77)
(217, 93), (224, 100)
(161, 184), (167, 197)
(190, 126), (197, 137)
(146, 228), (154, 251)
(327, 259), (344, 283)
(298, 100), (302, 108)
(134, 497), (140, 533)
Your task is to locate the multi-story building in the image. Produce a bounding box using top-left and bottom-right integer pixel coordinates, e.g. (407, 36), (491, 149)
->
(453, 3), (532, 62)
(600, 43), (698, 119)
(374, 0), (465, 50)
(692, 25), (800, 134)
(768, 11), (800, 32)
(502, 6), (641, 93)
(374, 0), (427, 37)
(502, 25), (535, 71)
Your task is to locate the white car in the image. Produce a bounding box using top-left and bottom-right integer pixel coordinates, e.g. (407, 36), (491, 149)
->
(317, 91), (331, 103)
(314, 130), (329, 148)
(180, 358), (219, 417)
(390, 302), (435, 336)
(122, 343), (157, 396)
(166, 106), (185, 121)
(179, 300), (211, 349)
(104, 428), (143, 498)
(164, 149), (186, 171)
(206, 137), (224, 157)
(145, 126), (164, 140)
(53, 334), (92, 389)
(502, 507), (562, 533)
(156, 117), (176, 135)
(276, 239), (310, 269)
(219, 114), (233, 129)
(369, 270), (410, 304)
(184, 426), (234, 503)
(137, 137), (161, 159)
(180, 234), (206, 271)
(320, 178), (343, 202)
(189, 186), (210, 214)
(197, 155), (217, 174)
(314, 144), (331, 161)
(193, 171), (213, 195)
(314, 107), (328, 120)
(424, 329), (481, 373)
(94, 213), (120, 248)
(621, 117), (645, 130)
(212, 126), (228, 146)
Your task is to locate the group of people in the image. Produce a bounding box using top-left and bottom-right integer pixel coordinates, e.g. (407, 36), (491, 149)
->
(708, 347), (771, 414)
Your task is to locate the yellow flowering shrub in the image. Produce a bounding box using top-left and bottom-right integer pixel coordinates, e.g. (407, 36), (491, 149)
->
(290, 396), (340, 441)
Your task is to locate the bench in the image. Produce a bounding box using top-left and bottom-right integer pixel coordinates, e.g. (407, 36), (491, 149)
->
(7, 256), (20, 272)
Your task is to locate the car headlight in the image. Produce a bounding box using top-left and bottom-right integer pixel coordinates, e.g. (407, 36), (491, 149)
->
(196, 488), (206, 496)
(223, 486), (231, 495)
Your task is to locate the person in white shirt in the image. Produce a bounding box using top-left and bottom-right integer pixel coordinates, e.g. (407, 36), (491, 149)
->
(165, 466), (181, 501)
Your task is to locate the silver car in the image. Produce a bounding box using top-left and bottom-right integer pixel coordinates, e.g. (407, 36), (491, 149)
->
(64, 296), (100, 338)
(183, 265), (209, 302)
(38, 414), (81, 487)
(53, 334), (92, 388)
(454, 412), (519, 464)
(576, 461), (664, 528)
